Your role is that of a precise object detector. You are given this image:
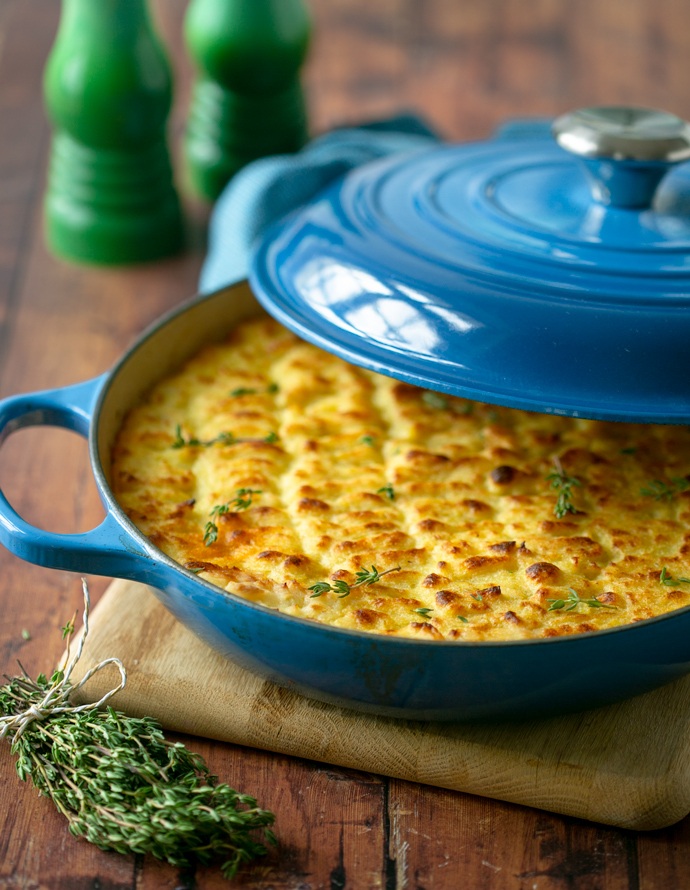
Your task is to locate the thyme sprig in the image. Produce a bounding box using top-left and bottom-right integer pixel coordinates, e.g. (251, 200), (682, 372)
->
(659, 566), (690, 586)
(172, 426), (278, 450)
(308, 565), (401, 599)
(547, 588), (616, 613)
(640, 478), (689, 501)
(545, 457), (582, 519)
(212, 489), (262, 515)
(204, 489), (263, 546)
(0, 581), (276, 879)
(172, 425), (236, 449)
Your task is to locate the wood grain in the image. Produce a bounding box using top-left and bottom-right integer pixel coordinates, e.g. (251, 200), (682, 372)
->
(385, 781), (638, 890)
(3, 0), (690, 887)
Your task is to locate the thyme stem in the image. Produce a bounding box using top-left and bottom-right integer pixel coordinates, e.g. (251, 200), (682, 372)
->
(545, 457), (582, 519)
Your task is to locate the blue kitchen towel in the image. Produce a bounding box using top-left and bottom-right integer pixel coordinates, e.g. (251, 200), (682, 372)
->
(199, 114), (441, 295)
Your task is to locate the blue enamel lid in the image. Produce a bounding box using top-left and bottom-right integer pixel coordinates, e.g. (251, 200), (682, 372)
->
(250, 107), (690, 423)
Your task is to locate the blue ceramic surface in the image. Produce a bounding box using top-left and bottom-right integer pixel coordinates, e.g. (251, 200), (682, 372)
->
(3, 284), (690, 722)
(250, 128), (690, 423)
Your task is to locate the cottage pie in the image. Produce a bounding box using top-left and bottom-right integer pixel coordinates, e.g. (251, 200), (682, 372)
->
(111, 315), (690, 641)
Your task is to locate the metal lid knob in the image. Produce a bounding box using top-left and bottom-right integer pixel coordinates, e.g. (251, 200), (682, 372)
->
(552, 106), (690, 208)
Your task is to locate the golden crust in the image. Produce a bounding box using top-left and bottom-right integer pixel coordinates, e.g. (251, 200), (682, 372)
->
(111, 315), (690, 641)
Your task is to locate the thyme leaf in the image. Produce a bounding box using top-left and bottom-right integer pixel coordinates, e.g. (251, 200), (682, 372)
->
(620, 446), (638, 455)
(213, 431), (237, 445)
(211, 489), (262, 516)
(413, 607), (433, 617)
(353, 565), (399, 586)
(359, 436), (375, 446)
(171, 425), (202, 449)
(640, 478), (689, 501)
(60, 618), (76, 641)
(233, 488), (262, 511)
(230, 383), (279, 397)
(333, 580), (352, 599)
(203, 521), (218, 546)
(377, 484), (395, 500)
(659, 566), (690, 586)
(545, 457), (582, 519)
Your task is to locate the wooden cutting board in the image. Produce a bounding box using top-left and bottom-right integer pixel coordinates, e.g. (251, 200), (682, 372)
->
(69, 579), (690, 831)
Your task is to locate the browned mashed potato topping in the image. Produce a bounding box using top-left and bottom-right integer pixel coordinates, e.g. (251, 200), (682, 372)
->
(112, 315), (690, 641)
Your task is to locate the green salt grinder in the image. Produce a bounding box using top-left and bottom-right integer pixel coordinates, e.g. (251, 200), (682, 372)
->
(43, 0), (183, 264)
(184, 0), (311, 202)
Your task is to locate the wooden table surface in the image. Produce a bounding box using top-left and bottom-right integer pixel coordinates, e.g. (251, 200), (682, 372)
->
(2, 1), (690, 887)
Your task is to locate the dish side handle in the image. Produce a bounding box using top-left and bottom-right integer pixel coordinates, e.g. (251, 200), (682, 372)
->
(0, 377), (159, 580)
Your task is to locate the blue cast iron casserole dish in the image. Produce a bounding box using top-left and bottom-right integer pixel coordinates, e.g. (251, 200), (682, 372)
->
(2, 280), (690, 722)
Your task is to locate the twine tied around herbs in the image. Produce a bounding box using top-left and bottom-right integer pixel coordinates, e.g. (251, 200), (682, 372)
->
(0, 579), (276, 879)
(0, 578), (126, 744)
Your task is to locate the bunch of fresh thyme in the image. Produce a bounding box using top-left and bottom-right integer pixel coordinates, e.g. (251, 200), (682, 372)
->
(0, 581), (276, 879)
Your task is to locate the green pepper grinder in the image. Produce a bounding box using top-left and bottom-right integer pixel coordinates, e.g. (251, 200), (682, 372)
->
(43, 0), (184, 264)
(184, 0), (311, 202)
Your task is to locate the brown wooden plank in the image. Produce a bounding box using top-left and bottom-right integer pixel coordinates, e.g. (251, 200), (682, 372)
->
(0, 0), (57, 366)
(193, 747), (386, 889)
(305, 0), (410, 133)
(637, 816), (690, 890)
(387, 779), (640, 890)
